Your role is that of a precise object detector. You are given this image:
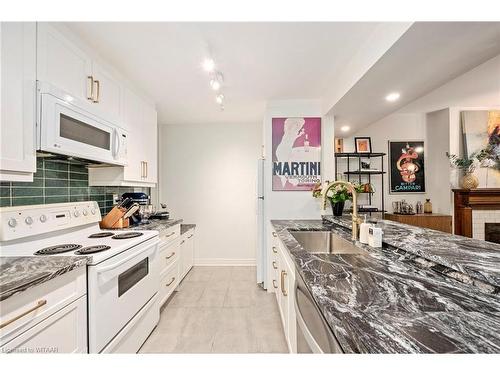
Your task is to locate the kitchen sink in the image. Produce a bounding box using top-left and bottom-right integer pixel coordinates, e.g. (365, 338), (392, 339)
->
(289, 230), (365, 255)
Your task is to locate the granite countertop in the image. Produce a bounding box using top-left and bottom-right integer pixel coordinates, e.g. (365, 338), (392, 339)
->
(271, 219), (500, 353)
(325, 215), (500, 288)
(181, 224), (196, 235)
(129, 218), (183, 232)
(0, 256), (88, 302)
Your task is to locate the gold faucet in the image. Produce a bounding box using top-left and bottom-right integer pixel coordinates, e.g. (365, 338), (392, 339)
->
(321, 180), (362, 241)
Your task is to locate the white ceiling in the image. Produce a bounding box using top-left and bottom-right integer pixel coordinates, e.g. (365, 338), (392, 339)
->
(332, 22), (500, 136)
(64, 22), (382, 124)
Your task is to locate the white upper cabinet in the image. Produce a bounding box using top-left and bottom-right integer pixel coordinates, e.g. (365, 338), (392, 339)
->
(142, 104), (158, 184)
(0, 22), (37, 182)
(37, 23), (92, 102)
(91, 62), (122, 121)
(122, 87), (145, 182)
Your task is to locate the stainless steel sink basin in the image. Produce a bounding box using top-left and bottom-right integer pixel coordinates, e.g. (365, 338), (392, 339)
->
(290, 230), (365, 255)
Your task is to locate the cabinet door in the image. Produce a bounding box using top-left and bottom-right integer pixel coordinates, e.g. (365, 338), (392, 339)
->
(186, 232), (195, 273)
(92, 62), (122, 120)
(37, 23), (92, 101)
(142, 105), (158, 183)
(1, 296), (87, 354)
(0, 22), (37, 180)
(121, 87), (144, 182)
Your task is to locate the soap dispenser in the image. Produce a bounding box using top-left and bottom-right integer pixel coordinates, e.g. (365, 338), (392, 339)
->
(359, 215), (371, 244)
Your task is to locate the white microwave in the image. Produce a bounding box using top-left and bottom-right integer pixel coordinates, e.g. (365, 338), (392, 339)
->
(37, 82), (128, 166)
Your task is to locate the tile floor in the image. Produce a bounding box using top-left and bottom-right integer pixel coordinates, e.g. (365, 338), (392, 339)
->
(139, 266), (288, 353)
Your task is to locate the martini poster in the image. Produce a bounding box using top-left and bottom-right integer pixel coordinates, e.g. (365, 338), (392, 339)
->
(272, 117), (321, 191)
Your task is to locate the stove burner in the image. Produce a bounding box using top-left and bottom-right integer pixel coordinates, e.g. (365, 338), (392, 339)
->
(112, 232), (144, 240)
(35, 244), (82, 255)
(75, 245), (111, 255)
(88, 232), (114, 238)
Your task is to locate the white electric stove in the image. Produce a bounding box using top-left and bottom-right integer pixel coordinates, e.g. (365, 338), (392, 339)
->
(0, 201), (161, 353)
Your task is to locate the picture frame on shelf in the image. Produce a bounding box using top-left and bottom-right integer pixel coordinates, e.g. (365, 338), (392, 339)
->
(354, 137), (372, 153)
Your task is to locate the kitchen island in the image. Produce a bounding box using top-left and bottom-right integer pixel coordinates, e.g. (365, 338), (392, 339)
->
(271, 216), (500, 353)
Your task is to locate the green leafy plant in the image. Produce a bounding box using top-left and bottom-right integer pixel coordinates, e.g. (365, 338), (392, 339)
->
(447, 148), (496, 174)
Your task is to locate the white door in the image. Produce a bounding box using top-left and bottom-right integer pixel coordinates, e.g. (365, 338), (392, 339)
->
(92, 62), (122, 120)
(0, 22), (37, 181)
(122, 87), (144, 182)
(37, 23), (92, 102)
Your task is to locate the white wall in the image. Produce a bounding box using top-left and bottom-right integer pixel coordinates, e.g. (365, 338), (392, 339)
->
(157, 122), (262, 265)
(342, 53), (500, 215)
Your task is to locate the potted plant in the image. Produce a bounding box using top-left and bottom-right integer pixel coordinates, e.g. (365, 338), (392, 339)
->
(447, 149), (491, 189)
(312, 182), (371, 216)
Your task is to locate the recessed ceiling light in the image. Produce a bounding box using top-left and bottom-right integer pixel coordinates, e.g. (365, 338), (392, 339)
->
(210, 79), (221, 91)
(202, 58), (215, 72)
(340, 125), (350, 132)
(215, 94), (224, 104)
(385, 92), (400, 102)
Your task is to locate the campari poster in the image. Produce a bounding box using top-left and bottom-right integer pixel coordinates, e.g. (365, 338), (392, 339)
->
(388, 140), (426, 194)
(272, 117), (321, 191)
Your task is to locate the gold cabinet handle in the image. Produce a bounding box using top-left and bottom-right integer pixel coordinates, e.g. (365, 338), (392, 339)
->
(166, 252), (176, 259)
(145, 161), (148, 178)
(272, 280), (278, 289)
(187, 234), (194, 239)
(87, 76), (94, 100)
(272, 232), (277, 237)
(281, 270), (288, 297)
(165, 277), (176, 287)
(164, 231), (175, 237)
(272, 261), (277, 270)
(0, 299), (47, 329)
(93, 79), (100, 103)
(181, 240), (185, 245)
(272, 246), (277, 254)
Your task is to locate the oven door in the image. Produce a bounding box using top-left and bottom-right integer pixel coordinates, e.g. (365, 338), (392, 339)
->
(39, 92), (127, 165)
(87, 237), (160, 353)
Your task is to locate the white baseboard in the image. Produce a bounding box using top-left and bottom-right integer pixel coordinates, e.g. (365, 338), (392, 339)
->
(194, 258), (256, 266)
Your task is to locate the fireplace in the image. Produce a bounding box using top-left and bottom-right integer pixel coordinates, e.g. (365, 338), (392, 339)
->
(453, 189), (500, 238)
(485, 223), (500, 244)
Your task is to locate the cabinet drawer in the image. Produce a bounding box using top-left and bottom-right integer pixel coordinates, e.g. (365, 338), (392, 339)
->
(159, 224), (180, 244)
(159, 238), (180, 274)
(0, 268), (86, 346)
(1, 295), (87, 353)
(159, 262), (179, 308)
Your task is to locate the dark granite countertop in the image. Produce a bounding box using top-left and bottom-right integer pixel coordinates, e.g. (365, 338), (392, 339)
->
(129, 218), (183, 232)
(181, 224), (196, 235)
(271, 219), (500, 353)
(324, 215), (500, 288)
(0, 256), (88, 302)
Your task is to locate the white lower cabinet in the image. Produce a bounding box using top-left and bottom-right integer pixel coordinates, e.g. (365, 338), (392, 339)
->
(0, 268), (87, 353)
(270, 226), (297, 353)
(180, 229), (195, 280)
(157, 224), (181, 308)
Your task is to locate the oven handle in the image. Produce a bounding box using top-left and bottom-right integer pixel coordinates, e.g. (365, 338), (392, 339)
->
(97, 238), (159, 277)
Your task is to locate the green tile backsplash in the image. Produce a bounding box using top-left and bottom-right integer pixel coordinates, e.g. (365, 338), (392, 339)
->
(0, 157), (150, 216)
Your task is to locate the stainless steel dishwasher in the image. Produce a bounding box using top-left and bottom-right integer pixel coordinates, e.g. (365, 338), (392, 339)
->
(295, 272), (344, 353)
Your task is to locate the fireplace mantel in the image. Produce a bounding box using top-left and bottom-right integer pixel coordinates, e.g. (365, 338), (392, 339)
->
(453, 188), (500, 237)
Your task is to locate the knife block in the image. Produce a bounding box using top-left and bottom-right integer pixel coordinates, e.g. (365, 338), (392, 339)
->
(100, 206), (127, 229)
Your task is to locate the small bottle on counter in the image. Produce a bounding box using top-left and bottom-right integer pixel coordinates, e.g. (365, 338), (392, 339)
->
(368, 226), (383, 248)
(416, 201), (423, 214)
(424, 199), (433, 214)
(359, 215), (371, 244)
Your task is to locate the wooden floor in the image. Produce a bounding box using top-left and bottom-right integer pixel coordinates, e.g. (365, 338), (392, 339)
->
(139, 266), (288, 353)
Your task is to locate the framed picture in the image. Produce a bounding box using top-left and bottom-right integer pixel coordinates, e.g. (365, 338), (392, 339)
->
(354, 137), (372, 153)
(388, 140), (426, 194)
(272, 117), (321, 191)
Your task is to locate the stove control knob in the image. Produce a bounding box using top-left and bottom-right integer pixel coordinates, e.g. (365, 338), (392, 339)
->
(25, 216), (34, 225)
(73, 210), (80, 218)
(8, 218), (17, 228)
(40, 214), (48, 223)
(91, 208), (96, 215)
(83, 209), (88, 216)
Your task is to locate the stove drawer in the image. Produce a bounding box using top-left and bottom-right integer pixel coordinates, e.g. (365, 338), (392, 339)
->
(159, 262), (179, 308)
(0, 268), (86, 346)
